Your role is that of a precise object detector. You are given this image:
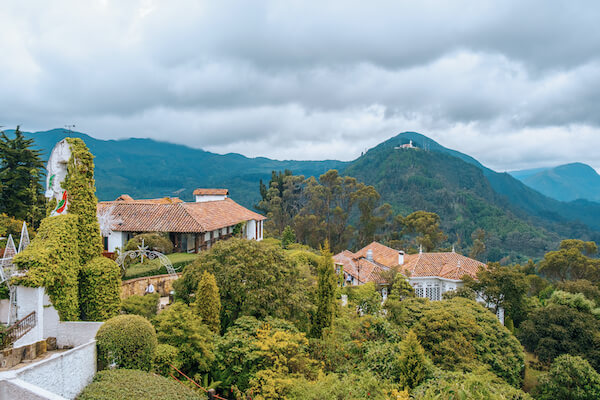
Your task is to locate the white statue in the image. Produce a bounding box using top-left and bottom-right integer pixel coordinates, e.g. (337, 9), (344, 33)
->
(45, 139), (72, 216)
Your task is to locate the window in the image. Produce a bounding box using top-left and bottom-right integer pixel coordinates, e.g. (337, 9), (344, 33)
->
(425, 283), (441, 301)
(414, 283), (424, 298)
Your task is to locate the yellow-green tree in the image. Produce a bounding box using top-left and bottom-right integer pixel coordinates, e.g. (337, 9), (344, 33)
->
(195, 271), (221, 333)
(310, 241), (336, 338)
(401, 211), (447, 251)
(396, 330), (430, 389)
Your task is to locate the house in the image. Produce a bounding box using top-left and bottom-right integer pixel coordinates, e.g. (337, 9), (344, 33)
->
(97, 189), (266, 253)
(394, 140), (417, 150)
(333, 242), (486, 301)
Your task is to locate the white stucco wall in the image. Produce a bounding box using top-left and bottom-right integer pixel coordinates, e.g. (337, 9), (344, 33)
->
(195, 194), (227, 202)
(11, 341), (97, 399)
(106, 231), (126, 252)
(0, 378), (67, 400)
(0, 298), (9, 325)
(246, 219), (256, 240)
(14, 286), (45, 347)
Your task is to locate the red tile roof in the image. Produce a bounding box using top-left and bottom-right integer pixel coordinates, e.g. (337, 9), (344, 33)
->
(334, 242), (485, 284)
(193, 188), (229, 196)
(98, 196), (265, 233)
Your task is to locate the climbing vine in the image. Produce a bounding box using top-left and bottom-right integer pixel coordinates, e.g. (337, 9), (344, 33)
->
(79, 256), (121, 321)
(13, 214), (81, 320)
(63, 138), (103, 265)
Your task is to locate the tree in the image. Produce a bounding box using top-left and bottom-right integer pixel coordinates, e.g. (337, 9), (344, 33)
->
(411, 297), (525, 387)
(174, 238), (312, 332)
(535, 354), (600, 400)
(0, 127), (45, 227)
(396, 330), (430, 389)
(388, 273), (415, 301)
(469, 228), (486, 260)
(558, 279), (600, 304)
(311, 241), (336, 338)
(538, 240), (598, 282)
(518, 303), (600, 369)
(463, 263), (529, 326)
(281, 225), (296, 248)
(153, 302), (215, 378)
(195, 271), (221, 333)
(401, 211), (447, 251)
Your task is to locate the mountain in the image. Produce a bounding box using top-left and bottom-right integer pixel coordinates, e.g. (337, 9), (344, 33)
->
(510, 163), (600, 203)
(342, 132), (600, 262)
(18, 129), (346, 207)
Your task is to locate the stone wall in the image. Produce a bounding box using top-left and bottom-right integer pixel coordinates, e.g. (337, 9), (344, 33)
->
(120, 273), (181, 299)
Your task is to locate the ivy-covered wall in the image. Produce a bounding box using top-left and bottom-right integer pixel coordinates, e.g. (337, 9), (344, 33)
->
(79, 256), (121, 321)
(13, 214), (81, 320)
(63, 138), (103, 265)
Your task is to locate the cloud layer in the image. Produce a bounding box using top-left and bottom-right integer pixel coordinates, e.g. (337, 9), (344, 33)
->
(1, 0), (599, 171)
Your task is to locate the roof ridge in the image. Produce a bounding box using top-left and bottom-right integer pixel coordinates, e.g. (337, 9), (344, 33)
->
(180, 202), (207, 232)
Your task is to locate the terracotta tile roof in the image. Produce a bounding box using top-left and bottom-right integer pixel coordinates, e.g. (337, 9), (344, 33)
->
(97, 197), (265, 233)
(334, 242), (486, 284)
(354, 242), (402, 267)
(193, 188), (229, 196)
(401, 252), (485, 280)
(112, 195), (183, 204)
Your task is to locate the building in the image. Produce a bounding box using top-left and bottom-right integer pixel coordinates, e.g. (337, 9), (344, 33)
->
(97, 189), (266, 253)
(333, 242), (486, 301)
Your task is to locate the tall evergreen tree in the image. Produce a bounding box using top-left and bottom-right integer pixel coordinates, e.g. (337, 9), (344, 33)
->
(311, 241), (336, 338)
(396, 329), (430, 389)
(0, 126), (45, 226)
(194, 271), (221, 333)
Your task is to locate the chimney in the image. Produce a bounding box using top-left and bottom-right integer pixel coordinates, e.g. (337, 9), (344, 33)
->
(398, 250), (405, 265)
(366, 249), (373, 262)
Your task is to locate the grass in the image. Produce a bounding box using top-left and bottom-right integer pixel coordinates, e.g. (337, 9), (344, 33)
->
(123, 252), (198, 280)
(523, 351), (545, 393)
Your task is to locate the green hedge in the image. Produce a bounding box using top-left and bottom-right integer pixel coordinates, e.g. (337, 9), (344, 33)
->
(96, 314), (157, 371)
(122, 293), (159, 319)
(123, 259), (193, 280)
(79, 256), (121, 321)
(13, 214), (81, 320)
(77, 369), (204, 400)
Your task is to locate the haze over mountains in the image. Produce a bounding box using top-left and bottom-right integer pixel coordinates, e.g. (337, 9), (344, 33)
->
(19, 128), (600, 261)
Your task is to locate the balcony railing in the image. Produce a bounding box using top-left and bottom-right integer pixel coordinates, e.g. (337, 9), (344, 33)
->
(1, 311), (36, 349)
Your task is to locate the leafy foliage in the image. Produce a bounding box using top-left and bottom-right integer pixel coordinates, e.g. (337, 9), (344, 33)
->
(13, 214), (81, 320)
(413, 369), (532, 399)
(535, 354), (600, 400)
(153, 343), (181, 377)
(281, 225), (296, 248)
(409, 298), (525, 387)
(397, 330), (431, 389)
(174, 238), (312, 332)
(401, 211), (447, 252)
(518, 303), (600, 369)
(287, 372), (394, 400)
(153, 301), (215, 378)
(195, 271), (221, 333)
(121, 293), (159, 319)
(538, 239), (599, 282)
(96, 314), (157, 371)
(125, 232), (174, 254)
(0, 127), (46, 227)
(77, 369), (204, 400)
(311, 242), (336, 338)
(78, 256), (121, 321)
(63, 138), (103, 264)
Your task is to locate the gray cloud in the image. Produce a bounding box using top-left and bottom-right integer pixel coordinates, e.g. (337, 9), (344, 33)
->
(1, 0), (599, 173)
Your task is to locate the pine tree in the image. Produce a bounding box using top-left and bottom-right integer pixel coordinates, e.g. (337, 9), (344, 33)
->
(397, 329), (430, 389)
(194, 271), (221, 333)
(311, 240), (336, 338)
(0, 126), (45, 227)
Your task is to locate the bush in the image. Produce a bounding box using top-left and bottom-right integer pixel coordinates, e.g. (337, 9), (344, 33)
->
(79, 256), (121, 321)
(412, 297), (525, 387)
(412, 369), (531, 399)
(153, 343), (180, 377)
(287, 372), (392, 400)
(535, 354), (600, 400)
(126, 233), (173, 254)
(76, 369), (204, 400)
(121, 293), (159, 319)
(96, 314), (157, 371)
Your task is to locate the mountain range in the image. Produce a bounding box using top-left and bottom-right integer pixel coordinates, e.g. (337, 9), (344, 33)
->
(510, 163), (600, 203)
(16, 128), (600, 262)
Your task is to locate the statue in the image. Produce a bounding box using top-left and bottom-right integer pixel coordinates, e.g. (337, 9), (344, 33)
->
(45, 139), (71, 216)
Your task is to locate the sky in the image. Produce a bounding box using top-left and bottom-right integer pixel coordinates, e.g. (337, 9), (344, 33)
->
(1, 1), (599, 172)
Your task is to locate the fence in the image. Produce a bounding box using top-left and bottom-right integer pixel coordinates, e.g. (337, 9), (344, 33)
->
(2, 311), (36, 348)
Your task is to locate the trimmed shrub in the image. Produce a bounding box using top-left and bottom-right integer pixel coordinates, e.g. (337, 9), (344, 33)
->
(535, 354), (600, 400)
(126, 233), (173, 254)
(76, 369), (204, 400)
(79, 256), (121, 321)
(194, 271), (221, 333)
(13, 214), (81, 320)
(122, 293), (159, 319)
(96, 314), (157, 371)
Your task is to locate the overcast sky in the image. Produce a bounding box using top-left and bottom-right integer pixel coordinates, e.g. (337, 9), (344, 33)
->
(1, 1), (600, 172)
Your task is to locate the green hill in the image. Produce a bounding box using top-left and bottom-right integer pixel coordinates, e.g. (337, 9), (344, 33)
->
(342, 133), (600, 262)
(511, 163), (600, 203)
(20, 128), (346, 207)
